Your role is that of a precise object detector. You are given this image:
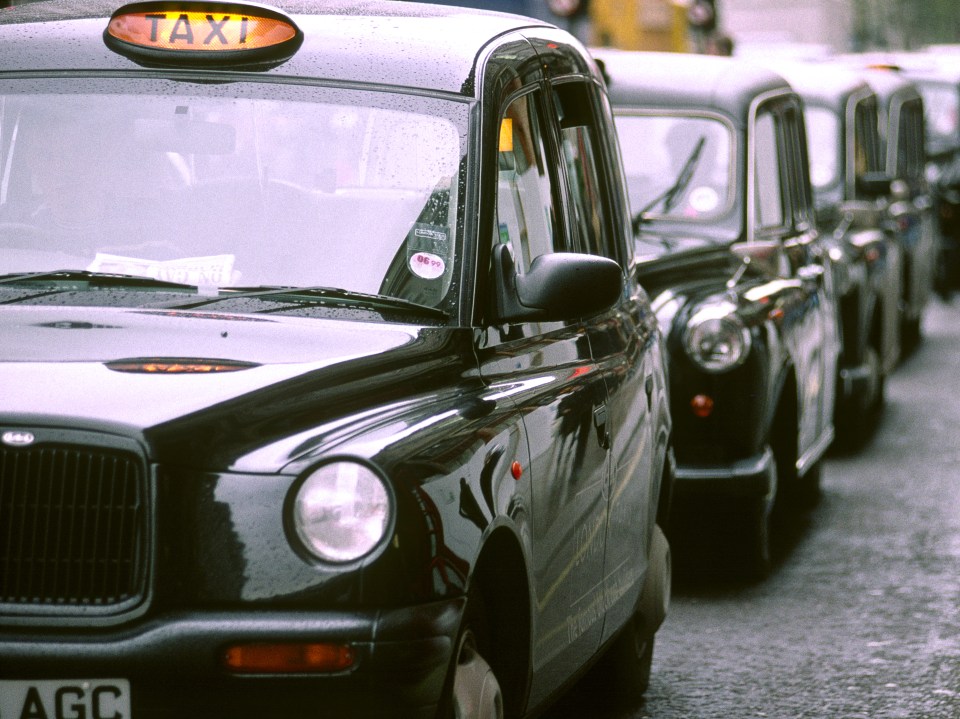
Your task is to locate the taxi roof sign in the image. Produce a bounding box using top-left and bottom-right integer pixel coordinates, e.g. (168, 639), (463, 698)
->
(104, 1), (303, 68)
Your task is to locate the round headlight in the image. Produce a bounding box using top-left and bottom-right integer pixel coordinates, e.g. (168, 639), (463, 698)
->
(683, 304), (751, 373)
(292, 461), (392, 564)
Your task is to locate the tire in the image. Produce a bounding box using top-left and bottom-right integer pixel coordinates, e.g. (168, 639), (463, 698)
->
(588, 615), (655, 707)
(901, 315), (922, 356)
(740, 496), (773, 580)
(449, 628), (503, 719)
(835, 345), (884, 452)
(792, 461), (822, 509)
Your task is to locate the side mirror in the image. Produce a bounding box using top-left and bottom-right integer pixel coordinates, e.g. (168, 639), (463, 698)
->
(491, 244), (623, 323)
(856, 171), (892, 199)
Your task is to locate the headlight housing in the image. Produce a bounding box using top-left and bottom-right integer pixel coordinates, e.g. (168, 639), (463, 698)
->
(292, 460), (392, 564)
(683, 303), (751, 373)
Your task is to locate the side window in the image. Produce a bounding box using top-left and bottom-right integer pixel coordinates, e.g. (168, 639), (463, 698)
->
(753, 110), (784, 230)
(784, 104), (814, 228)
(553, 82), (610, 258)
(495, 90), (561, 274)
(853, 97), (883, 200)
(901, 100), (925, 186)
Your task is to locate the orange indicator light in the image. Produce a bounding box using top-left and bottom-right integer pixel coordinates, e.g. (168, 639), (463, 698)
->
(511, 461), (523, 480)
(106, 358), (258, 373)
(223, 642), (356, 674)
(108, 8), (293, 51)
(104, 2), (302, 63)
(499, 118), (514, 153)
(690, 394), (714, 418)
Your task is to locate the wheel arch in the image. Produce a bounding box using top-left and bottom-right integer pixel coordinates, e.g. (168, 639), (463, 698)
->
(769, 366), (799, 484)
(466, 526), (532, 717)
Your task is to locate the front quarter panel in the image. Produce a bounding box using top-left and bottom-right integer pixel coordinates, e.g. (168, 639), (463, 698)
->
(664, 280), (785, 467)
(162, 378), (532, 609)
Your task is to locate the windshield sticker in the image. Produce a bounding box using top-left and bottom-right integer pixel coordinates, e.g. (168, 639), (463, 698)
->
(409, 252), (446, 279)
(88, 253), (238, 287)
(407, 223), (449, 281)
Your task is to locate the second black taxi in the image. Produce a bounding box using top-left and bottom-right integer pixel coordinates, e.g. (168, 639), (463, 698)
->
(594, 49), (839, 578)
(0, 2), (673, 718)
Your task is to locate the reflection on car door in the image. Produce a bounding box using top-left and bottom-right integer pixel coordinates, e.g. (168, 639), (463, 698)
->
(477, 85), (609, 705)
(752, 98), (836, 476)
(550, 78), (658, 643)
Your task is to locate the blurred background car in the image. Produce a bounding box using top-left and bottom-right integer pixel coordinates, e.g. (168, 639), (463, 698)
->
(774, 61), (903, 449)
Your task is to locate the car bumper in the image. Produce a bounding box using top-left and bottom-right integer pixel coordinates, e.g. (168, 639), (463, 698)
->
(1, 598), (465, 719)
(673, 446), (776, 502)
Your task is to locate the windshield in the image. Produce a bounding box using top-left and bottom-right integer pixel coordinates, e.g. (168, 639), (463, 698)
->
(0, 79), (468, 315)
(614, 113), (734, 224)
(914, 80), (959, 153)
(804, 107), (841, 194)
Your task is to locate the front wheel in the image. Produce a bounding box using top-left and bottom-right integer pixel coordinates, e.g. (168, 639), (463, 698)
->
(450, 628), (503, 719)
(607, 620), (655, 703)
(835, 345), (884, 451)
(583, 612), (655, 708)
(740, 496), (773, 580)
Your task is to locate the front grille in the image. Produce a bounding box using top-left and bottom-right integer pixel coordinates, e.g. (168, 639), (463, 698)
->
(0, 443), (147, 616)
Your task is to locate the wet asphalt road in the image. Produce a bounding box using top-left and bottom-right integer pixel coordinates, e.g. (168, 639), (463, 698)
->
(544, 295), (960, 719)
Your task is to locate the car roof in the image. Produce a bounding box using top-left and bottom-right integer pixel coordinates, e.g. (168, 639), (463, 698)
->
(771, 61), (874, 110)
(591, 48), (791, 126)
(0, 0), (554, 97)
(853, 67), (923, 106)
(835, 50), (960, 84)
(824, 57), (923, 105)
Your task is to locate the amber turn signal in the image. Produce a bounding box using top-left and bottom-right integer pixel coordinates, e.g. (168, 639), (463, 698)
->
(223, 642), (355, 674)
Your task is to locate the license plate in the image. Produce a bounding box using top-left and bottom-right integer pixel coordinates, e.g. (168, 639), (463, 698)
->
(0, 679), (131, 719)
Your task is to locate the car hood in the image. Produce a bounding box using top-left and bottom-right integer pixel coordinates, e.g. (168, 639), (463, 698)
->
(0, 306), (467, 468)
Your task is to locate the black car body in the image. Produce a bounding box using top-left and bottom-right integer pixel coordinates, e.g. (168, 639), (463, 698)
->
(592, 49), (838, 577)
(852, 67), (937, 351)
(896, 58), (960, 292)
(0, 3), (673, 718)
(775, 62), (902, 447)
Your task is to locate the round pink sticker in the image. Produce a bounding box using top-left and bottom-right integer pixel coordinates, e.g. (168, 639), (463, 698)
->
(409, 251), (446, 280)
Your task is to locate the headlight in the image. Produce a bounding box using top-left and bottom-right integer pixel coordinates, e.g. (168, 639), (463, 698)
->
(683, 303), (751, 372)
(292, 461), (392, 563)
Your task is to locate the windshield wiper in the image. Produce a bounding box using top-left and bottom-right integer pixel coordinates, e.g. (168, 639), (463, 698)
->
(631, 135), (706, 234)
(158, 285), (450, 320)
(0, 269), (198, 290)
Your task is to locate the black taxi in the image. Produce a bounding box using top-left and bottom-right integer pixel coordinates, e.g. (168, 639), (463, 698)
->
(774, 61), (903, 448)
(592, 49), (839, 578)
(852, 66), (938, 353)
(895, 57), (960, 293)
(0, 3), (674, 718)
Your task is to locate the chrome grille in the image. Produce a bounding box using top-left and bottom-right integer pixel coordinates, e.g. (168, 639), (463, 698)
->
(0, 443), (146, 614)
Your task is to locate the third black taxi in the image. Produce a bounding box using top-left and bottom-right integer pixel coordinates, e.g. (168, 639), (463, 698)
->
(774, 60), (903, 449)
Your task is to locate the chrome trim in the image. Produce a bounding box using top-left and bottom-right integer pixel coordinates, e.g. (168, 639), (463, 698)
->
(675, 446), (774, 481)
(797, 425), (835, 476)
